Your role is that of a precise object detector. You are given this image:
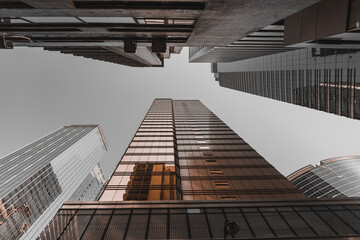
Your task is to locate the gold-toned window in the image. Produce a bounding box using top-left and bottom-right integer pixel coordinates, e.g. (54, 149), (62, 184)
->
(205, 159), (217, 164)
(221, 196), (236, 200)
(203, 152), (213, 157)
(209, 170), (223, 175)
(214, 181), (230, 188)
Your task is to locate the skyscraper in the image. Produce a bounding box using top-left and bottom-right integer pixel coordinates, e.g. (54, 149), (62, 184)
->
(100, 99), (304, 201)
(189, 0), (360, 120)
(0, 1), (318, 66)
(0, 125), (108, 240)
(68, 163), (106, 201)
(40, 99), (360, 239)
(189, 0), (360, 63)
(288, 156), (360, 198)
(212, 47), (360, 119)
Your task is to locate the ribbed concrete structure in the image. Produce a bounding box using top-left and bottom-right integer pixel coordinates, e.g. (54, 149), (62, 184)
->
(0, 0), (320, 66)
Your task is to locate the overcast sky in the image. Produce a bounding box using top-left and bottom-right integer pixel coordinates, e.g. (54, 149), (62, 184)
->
(1, 47), (360, 178)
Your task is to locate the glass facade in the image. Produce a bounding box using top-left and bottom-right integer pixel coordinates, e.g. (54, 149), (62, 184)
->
(0, 164), (61, 239)
(288, 156), (360, 198)
(215, 48), (360, 119)
(40, 198), (360, 239)
(68, 163), (106, 202)
(100, 99), (180, 201)
(0, 125), (107, 240)
(172, 100), (304, 200)
(39, 99), (360, 239)
(100, 99), (304, 201)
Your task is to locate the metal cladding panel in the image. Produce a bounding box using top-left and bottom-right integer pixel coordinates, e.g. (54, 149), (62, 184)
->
(348, 0), (360, 29)
(316, 0), (348, 39)
(284, 0), (349, 46)
(39, 199), (360, 239)
(300, 4), (318, 42)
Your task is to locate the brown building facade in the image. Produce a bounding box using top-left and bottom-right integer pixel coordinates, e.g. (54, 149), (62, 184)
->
(38, 99), (360, 239)
(100, 99), (304, 201)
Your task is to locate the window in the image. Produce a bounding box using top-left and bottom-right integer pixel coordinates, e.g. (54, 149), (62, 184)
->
(203, 152), (213, 157)
(145, 19), (165, 24)
(205, 159), (217, 164)
(214, 181), (230, 188)
(79, 17), (135, 23)
(22, 17), (81, 23)
(199, 146), (210, 150)
(221, 196), (236, 200)
(209, 170), (223, 175)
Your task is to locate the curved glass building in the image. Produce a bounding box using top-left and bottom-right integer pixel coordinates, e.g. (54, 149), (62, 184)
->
(288, 156), (360, 198)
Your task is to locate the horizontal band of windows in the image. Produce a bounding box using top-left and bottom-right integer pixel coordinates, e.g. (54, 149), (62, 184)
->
(123, 153), (175, 156)
(182, 189), (303, 195)
(104, 186), (180, 190)
(178, 149), (256, 152)
(175, 124), (227, 126)
(176, 129), (231, 132)
(141, 122), (173, 123)
(127, 145), (175, 148)
(144, 119), (173, 121)
(177, 138), (242, 141)
(126, 147), (174, 151)
(142, 122), (173, 124)
(175, 127), (230, 129)
(131, 136), (240, 140)
(144, 118), (172, 120)
(176, 128), (230, 131)
(174, 117), (219, 119)
(135, 134), (174, 136)
(175, 122), (226, 125)
(131, 140), (175, 142)
(176, 131), (240, 138)
(179, 164), (272, 169)
(139, 126), (174, 129)
(178, 156), (264, 160)
(112, 172), (179, 176)
(137, 130), (174, 133)
(139, 126), (174, 128)
(174, 114), (214, 115)
(175, 120), (222, 123)
(119, 161), (176, 165)
(176, 132), (234, 135)
(177, 143), (247, 146)
(180, 175), (285, 181)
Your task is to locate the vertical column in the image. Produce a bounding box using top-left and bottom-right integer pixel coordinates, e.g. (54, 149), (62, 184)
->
(100, 99), (179, 201)
(174, 100), (304, 200)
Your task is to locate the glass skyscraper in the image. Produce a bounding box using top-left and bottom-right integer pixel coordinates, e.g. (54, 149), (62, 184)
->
(288, 156), (360, 198)
(99, 99), (304, 201)
(0, 125), (108, 240)
(68, 163), (106, 202)
(212, 48), (360, 119)
(39, 99), (360, 239)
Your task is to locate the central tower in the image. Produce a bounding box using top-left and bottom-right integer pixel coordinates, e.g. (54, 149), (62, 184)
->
(100, 99), (304, 201)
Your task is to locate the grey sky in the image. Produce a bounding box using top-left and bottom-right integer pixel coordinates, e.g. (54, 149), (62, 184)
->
(1, 47), (360, 178)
